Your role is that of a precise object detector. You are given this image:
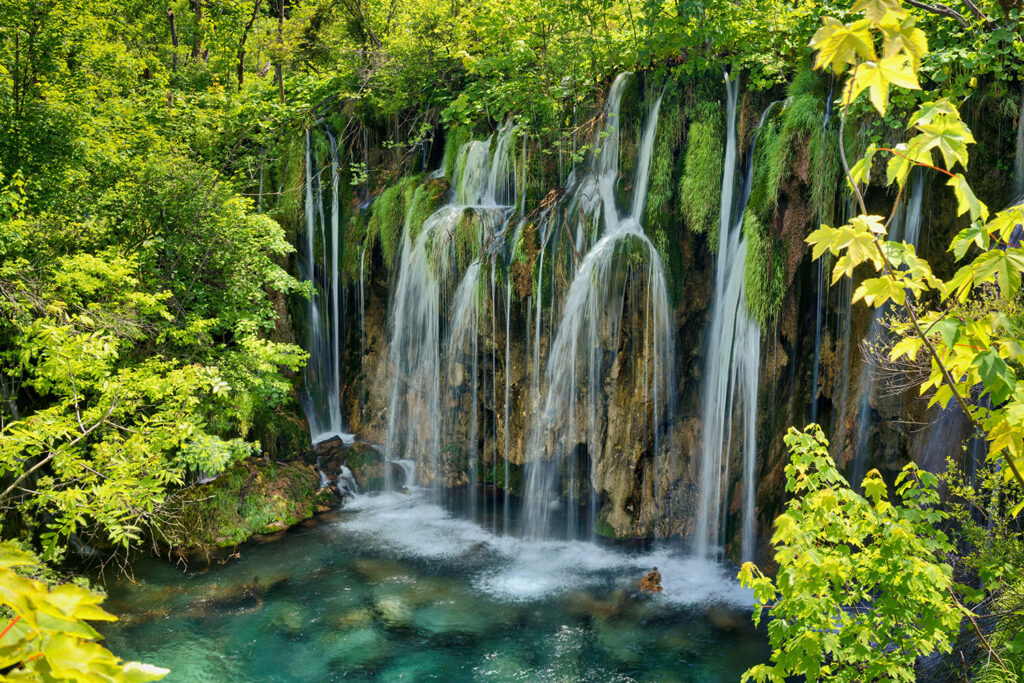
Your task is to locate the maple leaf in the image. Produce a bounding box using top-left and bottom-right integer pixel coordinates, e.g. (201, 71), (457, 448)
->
(812, 18), (876, 74)
(853, 0), (907, 23)
(843, 55), (920, 116)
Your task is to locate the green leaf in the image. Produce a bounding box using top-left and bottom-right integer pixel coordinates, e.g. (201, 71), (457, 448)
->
(843, 55), (921, 116)
(878, 15), (926, 66)
(914, 116), (975, 170)
(853, 0), (907, 23)
(947, 174), (988, 223)
(812, 18), (877, 74)
(974, 348), (1016, 405)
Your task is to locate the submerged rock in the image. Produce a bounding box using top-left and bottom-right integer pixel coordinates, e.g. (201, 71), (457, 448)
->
(375, 595), (414, 628)
(320, 626), (391, 671)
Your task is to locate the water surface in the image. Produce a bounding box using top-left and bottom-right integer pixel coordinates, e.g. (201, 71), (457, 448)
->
(101, 491), (767, 681)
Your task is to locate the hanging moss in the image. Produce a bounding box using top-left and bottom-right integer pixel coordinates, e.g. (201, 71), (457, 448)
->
(444, 125), (473, 180)
(339, 206), (368, 285)
(276, 135), (306, 234)
(679, 101), (724, 250)
(509, 221), (539, 299)
(810, 125), (842, 224)
(407, 177), (449, 243)
(742, 213), (786, 327)
(644, 93), (683, 247)
(365, 178), (409, 271)
(452, 209), (482, 272)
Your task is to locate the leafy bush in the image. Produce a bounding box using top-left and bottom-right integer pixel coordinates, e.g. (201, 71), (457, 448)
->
(740, 425), (960, 682)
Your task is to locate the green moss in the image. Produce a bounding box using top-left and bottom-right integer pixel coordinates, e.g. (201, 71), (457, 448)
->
(277, 135), (306, 234)
(407, 177), (449, 243)
(742, 212), (785, 327)
(365, 175), (420, 271)
(644, 94), (683, 245)
(509, 220), (539, 299)
(339, 207), (368, 284)
(483, 457), (523, 494)
(810, 125), (842, 224)
(164, 459), (322, 550)
(444, 125), (473, 180)
(453, 209), (481, 272)
(679, 101), (724, 249)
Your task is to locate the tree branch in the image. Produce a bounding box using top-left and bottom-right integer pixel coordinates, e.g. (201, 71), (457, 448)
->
(904, 0), (970, 28)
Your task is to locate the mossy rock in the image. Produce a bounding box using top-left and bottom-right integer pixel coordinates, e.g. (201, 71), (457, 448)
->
(163, 459), (324, 551)
(344, 442), (386, 490)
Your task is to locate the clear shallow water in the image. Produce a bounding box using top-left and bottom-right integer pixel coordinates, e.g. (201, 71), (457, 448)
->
(100, 491), (767, 681)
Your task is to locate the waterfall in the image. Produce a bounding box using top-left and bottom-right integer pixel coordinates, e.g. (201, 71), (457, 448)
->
(850, 170), (926, 485)
(299, 129), (352, 444)
(1014, 90), (1024, 200)
(694, 75), (772, 562)
(446, 260), (483, 510)
(383, 126), (516, 492)
(809, 81), (834, 424)
(522, 76), (675, 540)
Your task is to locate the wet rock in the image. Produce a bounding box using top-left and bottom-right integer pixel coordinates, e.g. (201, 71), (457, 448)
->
(333, 607), (374, 629)
(353, 557), (414, 584)
(161, 458), (324, 554)
(563, 590), (630, 622)
(412, 601), (504, 638)
(265, 600), (311, 637)
(706, 605), (746, 632)
(593, 619), (646, 663)
(638, 567), (662, 593)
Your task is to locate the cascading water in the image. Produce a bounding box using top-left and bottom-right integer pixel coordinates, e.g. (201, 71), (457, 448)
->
(694, 75), (772, 562)
(850, 170), (926, 486)
(809, 80), (834, 424)
(1014, 89), (1024, 200)
(522, 76), (675, 540)
(383, 126), (517, 495)
(299, 129), (352, 444)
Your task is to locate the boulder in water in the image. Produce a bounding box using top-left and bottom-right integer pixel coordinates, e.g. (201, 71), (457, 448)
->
(638, 567), (662, 593)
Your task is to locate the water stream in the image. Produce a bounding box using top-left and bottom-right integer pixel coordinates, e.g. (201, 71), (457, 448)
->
(299, 130), (352, 445)
(694, 76), (773, 562)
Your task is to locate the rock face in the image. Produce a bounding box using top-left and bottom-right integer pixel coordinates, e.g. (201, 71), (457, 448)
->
(311, 438), (387, 492)
(291, 79), (1016, 563)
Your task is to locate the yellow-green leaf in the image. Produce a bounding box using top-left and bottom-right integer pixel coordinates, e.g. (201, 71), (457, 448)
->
(812, 18), (876, 74)
(843, 55), (921, 116)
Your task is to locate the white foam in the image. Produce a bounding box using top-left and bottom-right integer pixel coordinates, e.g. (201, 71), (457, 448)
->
(335, 491), (753, 607)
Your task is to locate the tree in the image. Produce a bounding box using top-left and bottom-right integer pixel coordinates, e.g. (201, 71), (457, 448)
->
(740, 426), (960, 682)
(805, 0), (1024, 504)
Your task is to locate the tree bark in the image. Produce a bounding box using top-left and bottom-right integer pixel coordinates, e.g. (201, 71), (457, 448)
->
(237, 0), (261, 89)
(190, 0), (204, 61)
(166, 9), (179, 71)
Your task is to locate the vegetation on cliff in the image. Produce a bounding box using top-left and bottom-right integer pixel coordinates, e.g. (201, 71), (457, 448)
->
(1, 0), (1023, 677)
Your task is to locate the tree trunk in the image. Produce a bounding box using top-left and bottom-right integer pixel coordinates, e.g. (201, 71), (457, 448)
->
(166, 9), (179, 71)
(237, 0), (261, 90)
(190, 0), (204, 61)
